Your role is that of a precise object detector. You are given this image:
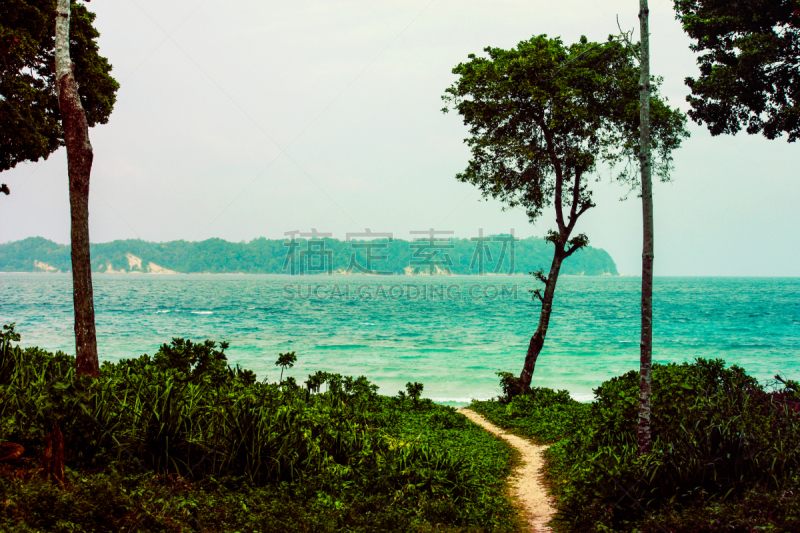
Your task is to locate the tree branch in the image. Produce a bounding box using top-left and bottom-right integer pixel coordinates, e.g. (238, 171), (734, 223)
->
(616, 15), (639, 63)
(567, 169), (582, 232)
(576, 201), (593, 218)
(564, 233), (589, 258)
(536, 118), (566, 234)
(529, 288), (544, 303)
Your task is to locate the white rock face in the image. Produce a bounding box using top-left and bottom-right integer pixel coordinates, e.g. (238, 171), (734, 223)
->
(34, 260), (58, 272)
(125, 253), (143, 270)
(105, 263), (125, 273)
(147, 262), (177, 274)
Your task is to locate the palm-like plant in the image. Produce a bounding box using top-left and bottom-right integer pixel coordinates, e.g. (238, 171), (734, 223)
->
(275, 351), (297, 383)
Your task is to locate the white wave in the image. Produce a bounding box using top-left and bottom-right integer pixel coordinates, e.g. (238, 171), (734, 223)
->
(359, 322), (375, 326)
(432, 393), (595, 403)
(430, 397), (491, 403)
(155, 310), (171, 314)
(247, 307), (256, 310)
(191, 311), (213, 315)
(571, 392), (595, 402)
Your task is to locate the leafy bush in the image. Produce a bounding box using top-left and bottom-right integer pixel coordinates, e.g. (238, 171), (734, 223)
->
(0, 327), (519, 532)
(471, 384), (590, 444)
(475, 360), (800, 532)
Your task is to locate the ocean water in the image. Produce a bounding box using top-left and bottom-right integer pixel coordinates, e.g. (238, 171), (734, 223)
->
(1, 274), (798, 404)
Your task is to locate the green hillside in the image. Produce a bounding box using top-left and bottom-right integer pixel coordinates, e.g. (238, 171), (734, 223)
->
(0, 235), (619, 276)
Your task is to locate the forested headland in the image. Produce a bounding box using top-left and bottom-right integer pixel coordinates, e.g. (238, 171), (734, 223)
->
(0, 235), (619, 276)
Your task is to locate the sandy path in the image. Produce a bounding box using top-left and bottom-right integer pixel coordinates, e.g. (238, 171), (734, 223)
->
(458, 408), (555, 532)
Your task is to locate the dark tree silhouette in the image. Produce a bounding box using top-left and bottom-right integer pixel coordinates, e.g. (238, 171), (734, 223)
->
(674, 0), (799, 141)
(1, 0), (118, 171)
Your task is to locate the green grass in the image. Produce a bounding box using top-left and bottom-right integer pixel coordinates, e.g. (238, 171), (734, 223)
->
(471, 364), (800, 532)
(0, 325), (519, 532)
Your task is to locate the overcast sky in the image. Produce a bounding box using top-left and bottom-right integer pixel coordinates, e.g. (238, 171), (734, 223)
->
(1, 0), (797, 276)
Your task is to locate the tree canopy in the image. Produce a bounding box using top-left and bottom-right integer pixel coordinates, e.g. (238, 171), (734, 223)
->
(674, 0), (800, 141)
(0, 0), (118, 171)
(443, 34), (689, 391)
(442, 35), (688, 230)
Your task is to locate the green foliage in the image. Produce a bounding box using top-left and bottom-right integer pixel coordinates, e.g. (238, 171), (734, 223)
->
(0, 323), (22, 384)
(0, 0), (119, 171)
(442, 34), (689, 224)
(116, 337), (254, 388)
(475, 360), (800, 531)
(275, 351), (297, 382)
(495, 371), (522, 403)
(406, 381), (425, 408)
(674, 0), (800, 141)
(0, 332), (519, 532)
(472, 383), (590, 445)
(0, 235), (620, 276)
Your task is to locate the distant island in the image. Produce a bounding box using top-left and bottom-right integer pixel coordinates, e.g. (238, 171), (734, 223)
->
(0, 236), (619, 276)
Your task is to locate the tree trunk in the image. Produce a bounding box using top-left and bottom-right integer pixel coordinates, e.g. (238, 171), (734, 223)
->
(637, 0), (654, 455)
(56, 0), (99, 378)
(519, 249), (565, 391)
(43, 422), (65, 483)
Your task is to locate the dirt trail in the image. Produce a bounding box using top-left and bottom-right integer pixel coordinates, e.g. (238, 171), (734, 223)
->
(458, 408), (555, 532)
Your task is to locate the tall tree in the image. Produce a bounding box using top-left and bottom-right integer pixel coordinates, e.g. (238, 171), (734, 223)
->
(638, 0), (654, 455)
(444, 35), (688, 393)
(1, 0), (116, 376)
(1, 0), (118, 171)
(54, 0), (103, 377)
(673, 0), (799, 141)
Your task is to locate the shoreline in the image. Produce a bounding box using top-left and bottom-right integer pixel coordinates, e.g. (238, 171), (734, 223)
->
(4, 271), (799, 278)
(0, 271), (621, 277)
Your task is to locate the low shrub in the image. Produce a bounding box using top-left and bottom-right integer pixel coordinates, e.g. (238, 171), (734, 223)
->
(0, 324), (518, 532)
(474, 360), (800, 532)
(471, 380), (590, 444)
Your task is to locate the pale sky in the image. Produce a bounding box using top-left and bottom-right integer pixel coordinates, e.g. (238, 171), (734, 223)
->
(1, 0), (797, 276)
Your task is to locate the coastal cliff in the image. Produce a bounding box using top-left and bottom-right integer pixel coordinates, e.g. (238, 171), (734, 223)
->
(0, 236), (619, 276)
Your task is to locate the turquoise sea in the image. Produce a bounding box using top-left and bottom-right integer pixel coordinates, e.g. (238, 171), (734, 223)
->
(1, 274), (798, 403)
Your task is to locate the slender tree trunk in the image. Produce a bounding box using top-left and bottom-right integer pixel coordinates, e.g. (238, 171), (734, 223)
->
(42, 421), (66, 483)
(637, 0), (654, 455)
(56, 0), (99, 378)
(519, 249), (565, 391)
